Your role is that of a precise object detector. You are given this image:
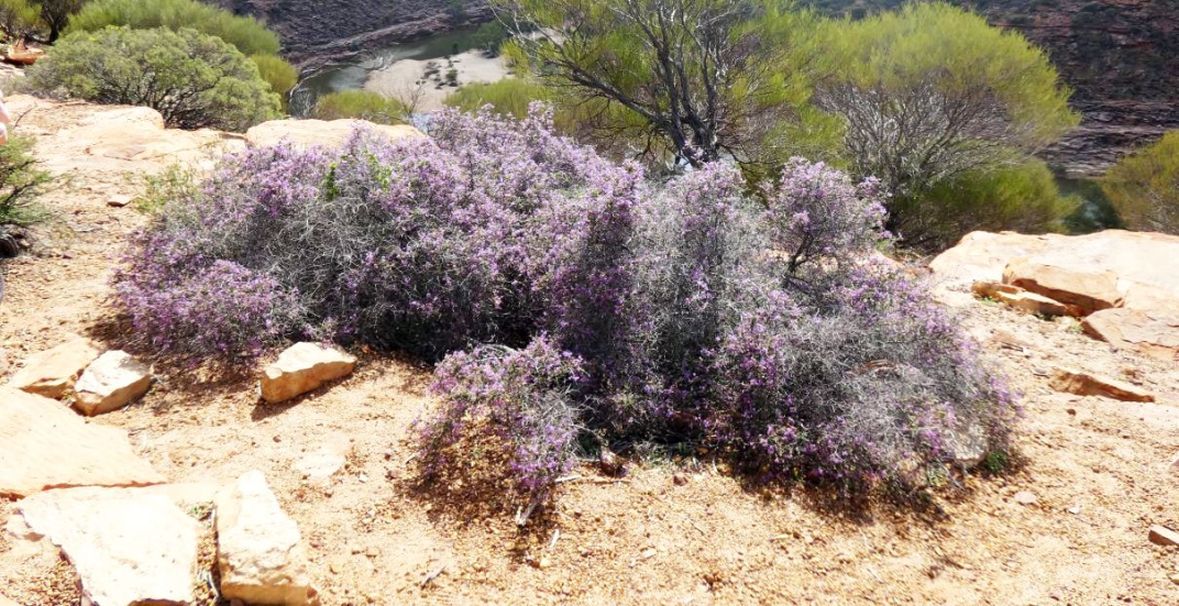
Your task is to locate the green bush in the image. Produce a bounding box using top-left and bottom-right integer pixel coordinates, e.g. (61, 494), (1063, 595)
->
(1102, 131), (1179, 234)
(892, 159), (1079, 250)
(469, 20), (509, 56)
(251, 53), (298, 104)
(26, 27), (280, 131)
(817, 3), (1079, 245)
(0, 135), (51, 228)
(445, 78), (554, 119)
(311, 90), (407, 124)
(68, 0), (280, 56)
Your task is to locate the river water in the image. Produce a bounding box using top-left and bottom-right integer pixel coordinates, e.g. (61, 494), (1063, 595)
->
(289, 28), (484, 117)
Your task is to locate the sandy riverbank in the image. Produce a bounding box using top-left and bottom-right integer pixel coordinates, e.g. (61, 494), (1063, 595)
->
(364, 49), (511, 112)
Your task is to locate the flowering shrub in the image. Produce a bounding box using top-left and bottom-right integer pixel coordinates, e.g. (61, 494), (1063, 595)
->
(419, 337), (584, 509)
(712, 265), (1015, 491)
(765, 158), (891, 295)
(116, 260), (301, 360)
(119, 107), (1017, 509)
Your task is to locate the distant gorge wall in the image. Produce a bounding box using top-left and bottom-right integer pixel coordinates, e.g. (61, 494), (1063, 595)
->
(215, 0), (492, 69)
(224, 0), (1177, 176)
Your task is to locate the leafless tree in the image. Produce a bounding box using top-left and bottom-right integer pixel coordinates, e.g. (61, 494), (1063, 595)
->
(814, 78), (1046, 200)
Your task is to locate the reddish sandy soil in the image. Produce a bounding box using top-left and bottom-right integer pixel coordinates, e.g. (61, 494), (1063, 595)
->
(1, 100), (1177, 605)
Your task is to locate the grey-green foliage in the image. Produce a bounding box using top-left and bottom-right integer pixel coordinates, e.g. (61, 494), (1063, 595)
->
(0, 135), (51, 227)
(25, 26), (281, 131)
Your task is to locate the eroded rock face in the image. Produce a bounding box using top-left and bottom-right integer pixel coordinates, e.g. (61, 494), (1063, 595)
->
(1083, 308), (1179, 362)
(0, 387), (163, 497)
(73, 351), (153, 416)
(971, 281), (1079, 317)
(6, 336), (103, 399)
(245, 118), (425, 150)
(216, 470), (320, 606)
(931, 230), (1179, 316)
(18, 487), (200, 606)
(934, 231), (1179, 356)
(1002, 259), (1122, 316)
(260, 342), (356, 403)
(1048, 367), (1155, 403)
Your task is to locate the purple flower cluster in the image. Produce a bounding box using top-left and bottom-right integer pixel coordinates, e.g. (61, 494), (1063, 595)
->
(766, 158), (891, 295)
(115, 259), (301, 360)
(420, 337), (583, 506)
(117, 107), (1017, 506)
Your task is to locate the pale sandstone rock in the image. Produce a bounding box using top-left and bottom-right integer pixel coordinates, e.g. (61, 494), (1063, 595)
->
(6, 336), (103, 399)
(1148, 525), (1179, 547)
(106, 193), (134, 207)
(3, 96), (245, 177)
(260, 342), (356, 403)
(0, 387), (163, 497)
(294, 450), (347, 483)
(216, 470), (319, 605)
(73, 351), (153, 416)
(944, 421), (989, 468)
(931, 230), (1179, 315)
(971, 281), (1078, 317)
(245, 118), (425, 150)
(1082, 308), (1179, 362)
(1002, 258), (1122, 316)
(18, 487), (200, 606)
(1048, 367), (1155, 403)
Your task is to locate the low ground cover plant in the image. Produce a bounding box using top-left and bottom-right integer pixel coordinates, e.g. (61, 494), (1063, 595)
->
(118, 106), (1017, 512)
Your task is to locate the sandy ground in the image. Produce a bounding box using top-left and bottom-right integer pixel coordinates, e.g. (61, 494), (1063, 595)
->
(364, 49), (511, 112)
(1, 101), (1178, 605)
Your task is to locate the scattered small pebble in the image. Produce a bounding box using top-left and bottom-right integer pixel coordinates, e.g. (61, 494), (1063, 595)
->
(1013, 491), (1038, 505)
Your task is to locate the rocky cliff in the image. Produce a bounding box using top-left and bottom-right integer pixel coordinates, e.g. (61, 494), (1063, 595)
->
(215, 0), (492, 69)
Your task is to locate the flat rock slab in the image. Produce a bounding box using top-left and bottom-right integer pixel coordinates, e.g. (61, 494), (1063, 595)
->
(6, 336), (103, 399)
(74, 350), (153, 416)
(1048, 367), (1156, 403)
(1149, 525), (1179, 547)
(0, 387), (163, 497)
(931, 230), (1179, 315)
(1002, 258), (1122, 316)
(245, 118), (425, 150)
(6, 95), (246, 177)
(260, 342), (356, 403)
(971, 281), (1079, 317)
(216, 470), (319, 605)
(1083, 308), (1179, 362)
(18, 486), (199, 606)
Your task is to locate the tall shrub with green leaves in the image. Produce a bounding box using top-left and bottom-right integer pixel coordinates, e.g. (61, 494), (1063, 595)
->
(816, 3), (1078, 242)
(67, 0), (297, 102)
(893, 160), (1079, 250)
(1102, 131), (1179, 234)
(251, 53), (298, 107)
(311, 90), (407, 125)
(26, 26), (280, 130)
(68, 0), (278, 55)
